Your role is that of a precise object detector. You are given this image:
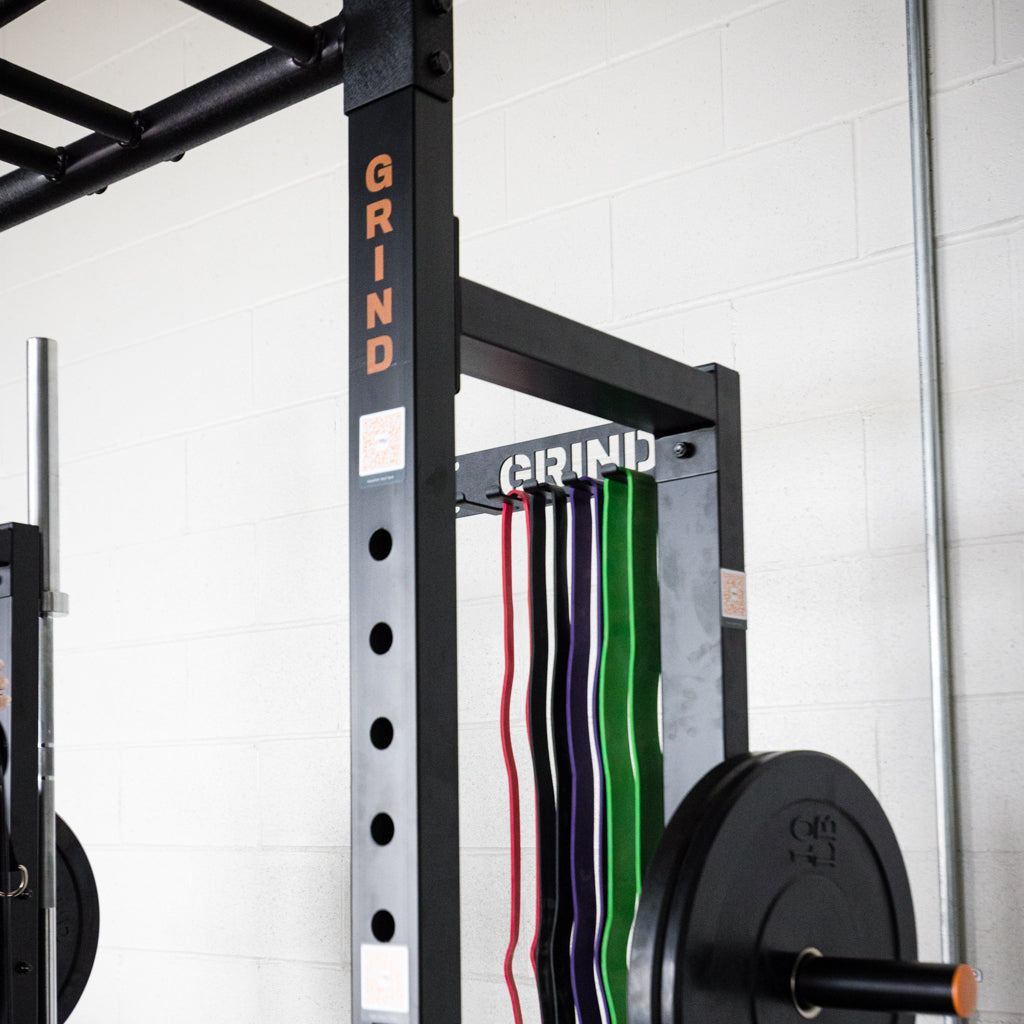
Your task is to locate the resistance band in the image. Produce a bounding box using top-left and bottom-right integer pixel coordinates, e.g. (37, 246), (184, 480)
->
(545, 486), (575, 1024)
(566, 479), (606, 1024)
(598, 468), (663, 1024)
(502, 471), (661, 1023)
(589, 481), (612, 1024)
(523, 488), (558, 1024)
(499, 496), (524, 1024)
(503, 488), (576, 1024)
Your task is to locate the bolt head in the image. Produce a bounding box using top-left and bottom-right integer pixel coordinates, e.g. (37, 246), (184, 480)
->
(673, 441), (696, 459)
(429, 50), (453, 76)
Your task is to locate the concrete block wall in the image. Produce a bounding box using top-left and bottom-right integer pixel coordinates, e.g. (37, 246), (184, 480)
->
(0, 0), (1020, 1020)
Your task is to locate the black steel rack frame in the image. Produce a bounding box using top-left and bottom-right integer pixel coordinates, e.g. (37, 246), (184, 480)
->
(0, 525), (42, 1024)
(0, 4), (748, 1023)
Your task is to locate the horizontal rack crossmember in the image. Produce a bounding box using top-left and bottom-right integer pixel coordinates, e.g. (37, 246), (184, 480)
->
(459, 278), (718, 436)
(0, 58), (139, 144)
(0, 127), (62, 179)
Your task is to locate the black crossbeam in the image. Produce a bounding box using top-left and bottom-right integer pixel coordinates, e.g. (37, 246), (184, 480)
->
(458, 278), (718, 436)
(0, 127), (62, 179)
(0, 59), (139, 144)
(181, 0), (321, 64)
(0, 0), (46, 29)
(0, 13), (343, 232)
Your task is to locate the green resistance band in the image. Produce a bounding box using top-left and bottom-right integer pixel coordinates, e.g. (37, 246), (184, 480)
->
(598, 468), (663, 1024)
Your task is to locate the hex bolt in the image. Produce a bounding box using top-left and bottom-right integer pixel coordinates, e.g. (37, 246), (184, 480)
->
(673, 441), (696, 459)
(429, 50), (453, 76)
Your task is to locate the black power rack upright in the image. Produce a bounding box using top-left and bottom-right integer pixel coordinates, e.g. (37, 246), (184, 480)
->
(0, 526), (42, 1022)
(343, 6), (746, 1023)
(0, 4), (747, 1022)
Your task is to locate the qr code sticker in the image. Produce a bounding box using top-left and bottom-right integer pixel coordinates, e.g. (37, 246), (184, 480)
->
(359, 406), (406, 478)
(361, 943), (410, 1013)
(720, 568), (747, 620)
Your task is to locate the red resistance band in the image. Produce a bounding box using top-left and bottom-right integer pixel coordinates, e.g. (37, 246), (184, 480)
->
(500, 495), (524, 1024)
(504, 487), (573, 1024)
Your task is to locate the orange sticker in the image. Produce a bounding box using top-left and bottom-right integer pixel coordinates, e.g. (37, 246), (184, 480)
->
(721, 569), (747, 620)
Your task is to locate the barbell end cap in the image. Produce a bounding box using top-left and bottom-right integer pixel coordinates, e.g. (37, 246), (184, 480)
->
(951, 963), (978, 1018)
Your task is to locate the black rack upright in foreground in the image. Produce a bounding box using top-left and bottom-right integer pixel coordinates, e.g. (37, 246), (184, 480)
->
(343, 5), (746, 1023)
(0, 524), (42, 1024)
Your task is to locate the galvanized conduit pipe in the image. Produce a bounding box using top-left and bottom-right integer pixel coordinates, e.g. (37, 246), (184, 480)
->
(904, 0), (967, 975)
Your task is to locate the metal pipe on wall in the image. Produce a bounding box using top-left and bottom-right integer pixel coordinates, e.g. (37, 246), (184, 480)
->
(904, 0), (966, 974)
(27, 337), (67, 1024)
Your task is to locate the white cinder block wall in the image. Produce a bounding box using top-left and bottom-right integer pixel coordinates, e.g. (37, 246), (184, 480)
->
(0, 1), (1020, 1021)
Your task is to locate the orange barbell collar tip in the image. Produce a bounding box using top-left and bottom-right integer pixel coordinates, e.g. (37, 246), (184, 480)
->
(951, 963), (978, 1018)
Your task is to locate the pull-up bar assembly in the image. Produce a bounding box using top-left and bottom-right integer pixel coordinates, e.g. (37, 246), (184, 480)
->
(0, 2), (343, 230)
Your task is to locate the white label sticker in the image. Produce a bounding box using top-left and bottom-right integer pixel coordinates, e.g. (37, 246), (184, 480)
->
(359, 406), (406, 478)
(721, 568), (747, 620)
(361, 943), (410, 1014)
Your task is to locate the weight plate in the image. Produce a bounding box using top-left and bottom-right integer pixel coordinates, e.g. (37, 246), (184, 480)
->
(630, 752), (916, 1024)
(56, 815), (99, 1023)
(629, 753), (762, 1024)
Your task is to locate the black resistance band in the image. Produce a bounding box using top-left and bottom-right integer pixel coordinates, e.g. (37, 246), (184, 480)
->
(543, 485), (574, 1024)
(523, 487), (557, 1024)
(566, 478), (605, 1024)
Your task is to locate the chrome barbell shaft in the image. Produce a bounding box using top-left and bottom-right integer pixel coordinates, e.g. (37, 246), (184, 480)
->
(27, 337), (67, 1024)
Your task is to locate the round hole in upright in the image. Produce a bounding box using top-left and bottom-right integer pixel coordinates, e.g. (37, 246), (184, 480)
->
(371, 813), (395, 845)
(370, 622), (393, 654)
(369, 529), (393, 561)
(372, 910), (396, 942)
(370, 717), (394, 750)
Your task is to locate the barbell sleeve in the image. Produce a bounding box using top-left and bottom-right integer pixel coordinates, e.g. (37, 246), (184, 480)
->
(793, 953), (978, 1018)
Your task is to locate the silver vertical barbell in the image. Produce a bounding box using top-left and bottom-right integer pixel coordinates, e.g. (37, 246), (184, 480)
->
(27, 337), (68, 1024)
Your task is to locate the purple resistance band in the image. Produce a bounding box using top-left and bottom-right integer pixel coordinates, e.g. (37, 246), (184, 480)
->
(567, 479), (608, 1023)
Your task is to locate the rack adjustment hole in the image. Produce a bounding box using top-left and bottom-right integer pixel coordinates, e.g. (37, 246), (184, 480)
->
(372, 910), (395, 942)
(370, 718), (393, 749)
(370, 623), (393, 654)
(371, 813), (395, 845)
(369, 529), (392, 561)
